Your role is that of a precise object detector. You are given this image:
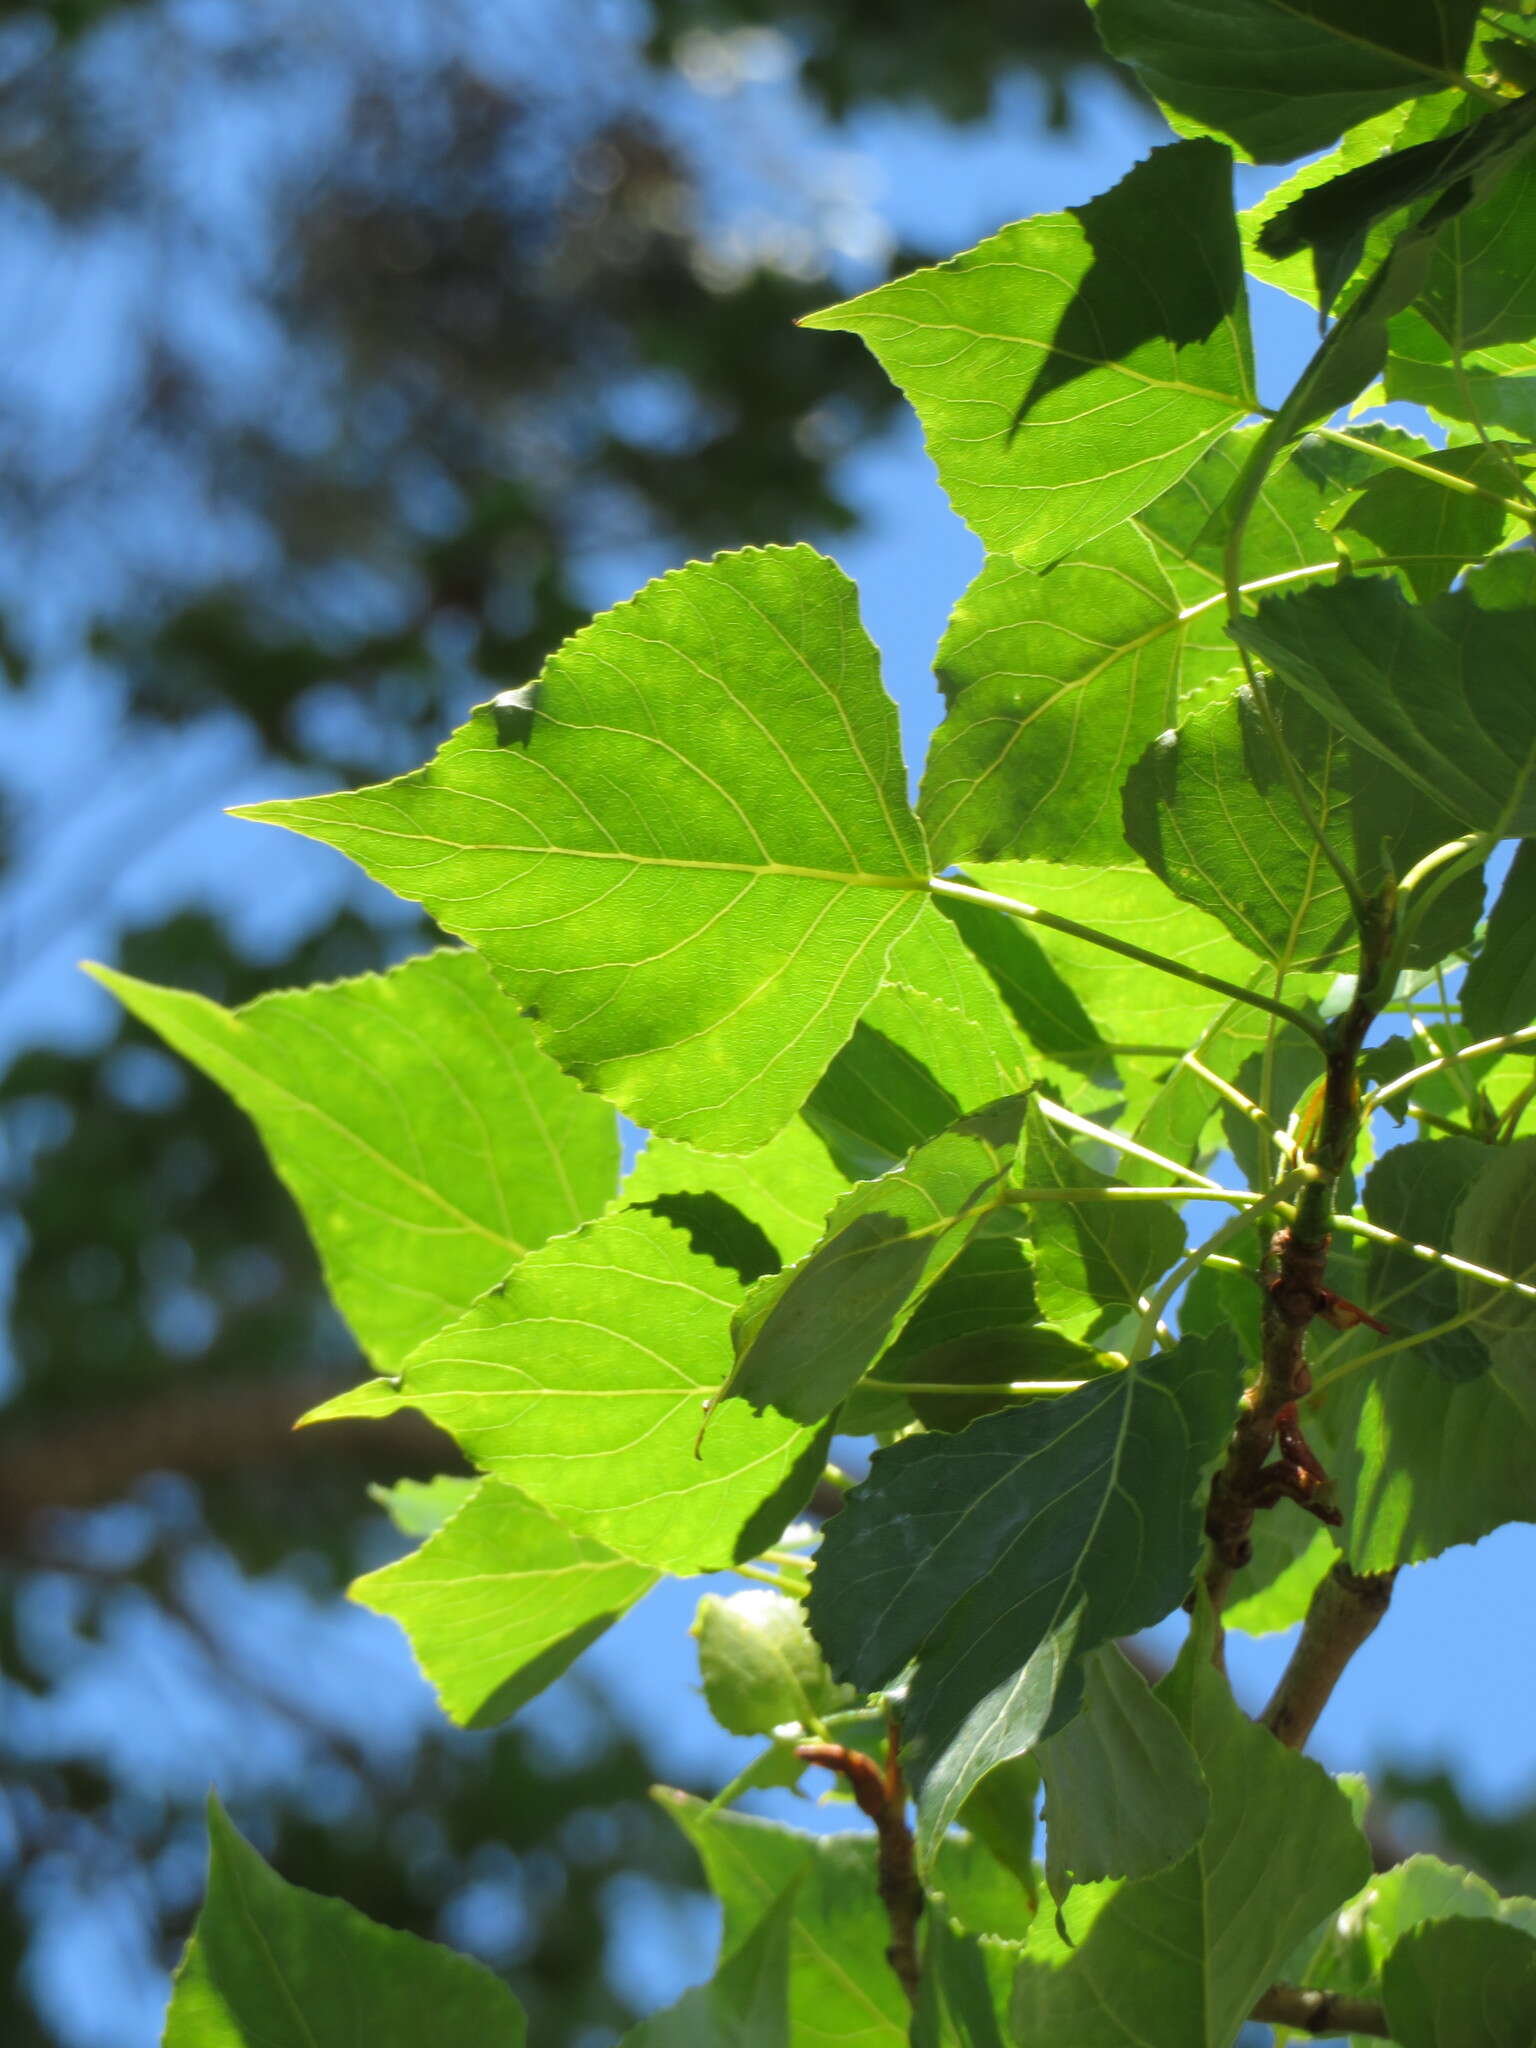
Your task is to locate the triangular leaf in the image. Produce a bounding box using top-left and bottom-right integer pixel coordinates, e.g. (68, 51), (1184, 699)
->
(91, 951), (617, 1373)
(310, 1207), (822, 1574)
(164, 1798), (527, 2047)
(235, 545), (929, 1153)
(349, 1478), (657, 1728)
(802, 142), (1254, 568)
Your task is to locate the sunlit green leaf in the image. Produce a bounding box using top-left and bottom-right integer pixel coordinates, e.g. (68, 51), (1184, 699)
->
(164, 1799), (527, 2048)
(803, 142), (1253, 568)
(91, 951), (617, 1372)
(722, 1095), (1029, 1426)
(350, 1479), (657, 1728)
(1035, 1645), (1208, 1902)
(809, 1331), (1242, 1864)
(369, 1475), (478, 1540)
(1092, 0), (1481, 162)
(309, 1207), (821, 1574)
(693, 1590), (854, 1738)
(625, 1120), (849, 1270)
(1300, 1852), (1536, 2008)
(1326, 444), (1518, 600)
(1223, 1519), (1338, 1637)
(235, 545), (929, 1153)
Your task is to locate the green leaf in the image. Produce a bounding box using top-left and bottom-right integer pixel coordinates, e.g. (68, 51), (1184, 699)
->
(861, 1230), (1108, 1434)
(953, 1756), (1040, 1907)
(966, 860), (1288, 1065)
(164, 1798), (527, 2048)
(802, 142), (1254, 568)
(349, 1479), (657, 1728)
(912, 1912), (1012, 2048)
(1241, 97), (1462, 310)
(1302, 1853), (1533, 2001)
(932, 883), (1107, 1071)
(722, 1095), (1029, 1426)
(619, 1881), (796, 2048)
(809, 1331), (1243, 1865)
(91, 951), (617, 1374)
(804, 981), (1025, 1182)
(368, 1475), (478, 1539)
(1010, 1618), (1372, 2047)
(657, 1794), (908, 2048)
(1414, 145), (1536, 353)
(1021, 1096), (1186, 1337)
(1385, 311), (1536, 437)
(1464, 842), (1536, 1044)
(1124, 684), (1484, 972)
(1035, 1645), (1208, 1902)
(1363, 1138), (1494, 1379)
(1223, 1519), (1338, 1636)
(1383, 1916), (1536, 2047)
(920, 527), (1203, 869)
(1255, 93), (1536, 318)
(234, 545), (929, 1153)
(692, 1590), (855, 1737)
(1452, 1135), (1536, 1362)
(1236, 558), (1536, 836)
(309, 1207), (821, 1574)
(1092, 0), (1482, 164)
(625, 1120), (849, 1271)
(1326, 443), (1518, 599)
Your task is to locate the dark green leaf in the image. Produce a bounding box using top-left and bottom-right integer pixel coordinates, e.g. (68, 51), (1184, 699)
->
(236, 545), (929, 1153)
(1036, 1645), (1208, 1901)
(1124, 684), (1485, 971)
(164, 1799), (527, 2047)
(1092, 0), (1481, 163)
(692, 1590), (855, 1738)
(912, 1912), (1011, 2048)
(954, 1756), (1041, 1905)
(1010, 1617), (1371, 2044)
(802, 142), (1254, 568)
(1384, 1916), (1536, 2047)
(1464, 842), (1536, 1043)
(1236, 558), (1536, 835)
(1328, 444), (1518, 599)
(809, 1331), (1243, 1864)
(1452, 1134), (1536, 1362)
(1364, 1138), (1495, 1379)
(1021, 1096), (1186, 1337)
(310, 1207), (821, 1574)
(91, 951), (617, 1373)
(349, 1480), (657, 1728)
(722, 1095), (1029, 1426)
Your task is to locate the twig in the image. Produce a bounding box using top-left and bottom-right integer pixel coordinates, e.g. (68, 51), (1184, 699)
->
(1260, 1563), (1397, 1750)
(1251, 1983), (1391, 2038)
(797, 1720), (924, 2006)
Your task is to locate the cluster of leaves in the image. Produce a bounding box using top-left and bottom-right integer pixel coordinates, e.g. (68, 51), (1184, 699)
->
(99, 2), (1536, 2042)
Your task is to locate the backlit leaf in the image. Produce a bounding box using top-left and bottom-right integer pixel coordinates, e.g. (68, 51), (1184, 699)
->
(692, 1590), (855, 1738)
(236, 545), (929, 1153)
(802, 142), (1254, 568)
(164, 1799), (527, 2048)
(350, 1479), (657, 1728)
(1383, 1916), (1536, 2048)
(1464, 842), (1536, 1045)
(92, 951), (617, 1373)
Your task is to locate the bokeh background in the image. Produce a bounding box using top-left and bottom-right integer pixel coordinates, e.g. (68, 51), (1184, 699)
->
(3, 4), (1535, 2043)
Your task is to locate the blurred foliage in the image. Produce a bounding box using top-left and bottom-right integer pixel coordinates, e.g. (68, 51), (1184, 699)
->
(0, 1), (1119, 2043)
(1378, 1766), (1536, 1901)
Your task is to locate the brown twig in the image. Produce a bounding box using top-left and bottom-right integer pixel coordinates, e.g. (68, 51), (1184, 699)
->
(1260, 1562), (1397, 1750)
(1251, 1982), (1391, 2037)
(1204, 892), (1397, 1619)
(797, 1717), (924, 2006)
